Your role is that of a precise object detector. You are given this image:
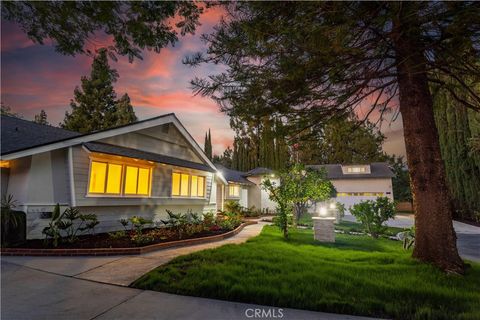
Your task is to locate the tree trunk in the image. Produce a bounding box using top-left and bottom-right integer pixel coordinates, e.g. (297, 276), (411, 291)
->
(392, 3), (464, 273)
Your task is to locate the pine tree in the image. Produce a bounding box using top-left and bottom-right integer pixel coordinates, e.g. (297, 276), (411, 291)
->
(33, 109), (49, 125)
(63, 49), (118, 132)
(62, 49), (136, 133)
(114, 94), (137, 126)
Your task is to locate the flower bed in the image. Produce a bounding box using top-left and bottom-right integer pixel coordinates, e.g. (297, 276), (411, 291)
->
(1, 221), (257, 256)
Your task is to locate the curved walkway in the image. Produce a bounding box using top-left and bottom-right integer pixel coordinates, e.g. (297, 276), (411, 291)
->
(2, 221), (268, 286)
(1, 219), (377, 320)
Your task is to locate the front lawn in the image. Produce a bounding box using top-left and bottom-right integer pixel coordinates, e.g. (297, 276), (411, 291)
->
(132, 226), (480, 320)
(298, 215), (405, 236)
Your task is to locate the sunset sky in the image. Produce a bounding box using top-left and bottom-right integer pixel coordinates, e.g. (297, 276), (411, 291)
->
(1, 7), (406, 158)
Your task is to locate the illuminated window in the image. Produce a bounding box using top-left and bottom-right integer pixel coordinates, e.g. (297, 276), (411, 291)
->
(228, 185), (240, 197)
(88, 158), (152, 196)
(89, 161), (107, 193)
(172, 173), (181, 196)
(137, 168), (150, 195)
(172, 172), (206, 197)
(347, 167), (366, 173)
(106, 164), (122, 194)
(180, 174), (189, 196)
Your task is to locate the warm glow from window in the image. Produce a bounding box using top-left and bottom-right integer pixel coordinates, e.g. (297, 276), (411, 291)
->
(229, 185), (240, 197)
(197, 176), (205, 197)
(347, 167), (366, 173)
(137, 168), (150, 195)
(106, 164), (122, 194)
(191, 175), (198, 196)
(88, 158), (152, 196)
(172, 172), (206, 197)
(172, 173), (181, 196)
(89, 161), (107, 193)
(124, 166), (139, 194)
(0, 161), (10, 168)
(180, 174), (190, 196)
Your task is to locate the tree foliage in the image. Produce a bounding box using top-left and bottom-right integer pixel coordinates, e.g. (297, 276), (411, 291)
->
(350, 197), (396, 239)
(185, 1), (480, 273)
(390, 156), (412, 202)
(263, 164), (335, 232)
(433, 84), (480, 219)
(33, 109), (49, 125)
(2, 1), (203, 62)
(204, 129), (213, 160)
(62, 50), (137, 133)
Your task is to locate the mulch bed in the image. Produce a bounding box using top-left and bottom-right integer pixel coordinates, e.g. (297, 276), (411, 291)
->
(12, 228), (232, 249)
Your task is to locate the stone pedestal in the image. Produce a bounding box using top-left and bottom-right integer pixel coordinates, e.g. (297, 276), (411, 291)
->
(312, 217), (335, 243)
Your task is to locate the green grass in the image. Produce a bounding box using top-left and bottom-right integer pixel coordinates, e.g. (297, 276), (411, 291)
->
(132, 226), (480, 320)
(298, 215), (406, 236)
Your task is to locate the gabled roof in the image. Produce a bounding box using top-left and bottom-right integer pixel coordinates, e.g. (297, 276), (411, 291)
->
(85, 142), (215, 172)
(1, 114), (226, 182)
(214, 164), (254, 185)
(246, 167), (274, 176)
(308, 163), (394, 179)
(1, 115), (80, 155)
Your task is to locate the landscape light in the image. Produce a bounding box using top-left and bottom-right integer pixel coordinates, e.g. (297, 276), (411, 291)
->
(329, 202), (336, 209)
(320, 207), (328, 216)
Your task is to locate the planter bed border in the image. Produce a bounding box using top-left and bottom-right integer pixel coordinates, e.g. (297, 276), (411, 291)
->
(1, 221), (257, 257)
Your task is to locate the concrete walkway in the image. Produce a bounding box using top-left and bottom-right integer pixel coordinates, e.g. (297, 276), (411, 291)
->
(344, 215), (480, 262)
(1, 220), (376, 320)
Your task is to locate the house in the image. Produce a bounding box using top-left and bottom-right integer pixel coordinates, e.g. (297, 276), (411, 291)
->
(215, 162), (394, 216)
(0, 114), (228, 239)
(214, 164), (279, 213)
(308, 163), (394, 214)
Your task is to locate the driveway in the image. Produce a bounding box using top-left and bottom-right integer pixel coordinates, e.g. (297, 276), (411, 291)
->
(1, 220), (376, 320)
(344, 215), (480, 262)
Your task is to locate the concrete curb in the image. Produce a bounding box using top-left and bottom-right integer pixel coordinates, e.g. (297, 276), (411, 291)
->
(1, 221), (258, 257)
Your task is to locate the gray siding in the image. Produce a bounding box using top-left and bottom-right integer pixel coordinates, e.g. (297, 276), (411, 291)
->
(99, 124), (202, 164)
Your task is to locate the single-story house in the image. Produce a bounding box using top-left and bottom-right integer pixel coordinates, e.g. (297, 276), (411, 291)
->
(214, 164), (279, 213)
(1, 114), (228, 239)
(215, 163), (394, 216)
(308, 163), (394, 214)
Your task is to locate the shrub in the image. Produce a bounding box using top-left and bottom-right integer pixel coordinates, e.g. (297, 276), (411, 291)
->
(108, 230), (127, 240)
(202, 211), (215, 228)
(119, 218), (129, 231)
(130, 233), (155, 246)
(336, 202), (346, 220)
(350, 197), (396, 238)
(42, 205), (99, 246)
(129, 216), (153, 236)
(225, 200), (243, 216)
(242, 206), (261, 217)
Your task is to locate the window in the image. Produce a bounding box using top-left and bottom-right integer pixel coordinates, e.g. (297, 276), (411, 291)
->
(88, 159), (152, 196)
(347, 167), (366, 173)
(228, 185), (240, 197)
(172, 172), (206, 197)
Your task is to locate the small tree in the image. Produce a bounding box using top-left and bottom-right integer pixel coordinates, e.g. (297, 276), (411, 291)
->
(350, 197), (396, 238)
(261, 178), (292, 239)
(280, 164), (335, 224)
(262, 164), (335, 237)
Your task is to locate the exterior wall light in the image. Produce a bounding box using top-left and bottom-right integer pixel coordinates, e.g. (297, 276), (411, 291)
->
(319, 207), (328, 216)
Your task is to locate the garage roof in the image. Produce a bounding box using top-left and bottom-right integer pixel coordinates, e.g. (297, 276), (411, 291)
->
(308, 163), (394, 179)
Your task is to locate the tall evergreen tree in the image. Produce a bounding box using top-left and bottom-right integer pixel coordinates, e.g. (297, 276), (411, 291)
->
(33, 109), (49, 125)
(187, 2), (480, 272)
(433, 85), (480, 220)
(204, 129), (213, 160)
(62, 50), (136, 133)
(114, 94), (137, 126)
